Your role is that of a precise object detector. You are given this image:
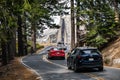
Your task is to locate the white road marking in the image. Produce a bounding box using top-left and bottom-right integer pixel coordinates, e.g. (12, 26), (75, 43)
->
(105, 66), (120, 70)
(21, 56), (43, 80)
(42, 55), (67, 69)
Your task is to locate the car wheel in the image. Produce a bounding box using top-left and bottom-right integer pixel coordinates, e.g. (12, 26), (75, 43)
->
(48, 57), (51, 59)
(48, 54), (50, 59)
(74, 63), (79, 72)
(62, 57), (65, 60)
(67, 61), (72, 70)
(48, 56), (52, 59)
(98, 67), (103, 71)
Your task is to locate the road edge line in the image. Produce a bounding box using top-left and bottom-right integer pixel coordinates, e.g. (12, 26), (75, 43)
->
(21, 56), (44, 80)
(105, 66), (120, 70)
(42, 55), (67, 69)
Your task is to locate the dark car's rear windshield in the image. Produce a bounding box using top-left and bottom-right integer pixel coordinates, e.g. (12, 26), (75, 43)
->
(80, 49), (100, 55)
(58, 48), (67, 50)
(53, 47), (66, 51)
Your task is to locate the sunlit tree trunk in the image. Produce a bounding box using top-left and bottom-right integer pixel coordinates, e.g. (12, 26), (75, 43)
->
(31, 24), (36, 52)
(71, 0), (75, 50)
(76, 0), (80, 47)
(114, 0), (119, 23)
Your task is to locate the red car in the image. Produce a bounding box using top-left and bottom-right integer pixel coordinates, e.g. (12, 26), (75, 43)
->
(48, 47), (65, 59)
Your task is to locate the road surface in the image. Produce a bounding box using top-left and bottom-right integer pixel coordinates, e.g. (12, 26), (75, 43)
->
(22, 46), (120, 80)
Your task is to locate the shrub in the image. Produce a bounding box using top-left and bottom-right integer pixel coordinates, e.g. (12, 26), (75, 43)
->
(36, 43), (44, 50)
(104, 58), (110, 65)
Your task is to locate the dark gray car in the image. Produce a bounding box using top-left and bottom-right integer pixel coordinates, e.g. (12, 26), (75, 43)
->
(67, 47), (103, 72)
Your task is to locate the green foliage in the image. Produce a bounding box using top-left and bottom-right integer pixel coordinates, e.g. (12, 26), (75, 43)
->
(76, 0), (120, 48)
(27, 41), (44, 53)
(0, 0), (67, 43)
(23, 0), (31, 10)
(36, 43), (44, 50)
(87, 34), (107, 47)
(0, 0), (68, 64)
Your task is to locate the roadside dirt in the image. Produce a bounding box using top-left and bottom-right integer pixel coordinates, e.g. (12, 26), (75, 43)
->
(0, 46), (44, 80)
(0, 57), (40, 80)
(0, 44), (47, 80)
(102, 37), (120, 67)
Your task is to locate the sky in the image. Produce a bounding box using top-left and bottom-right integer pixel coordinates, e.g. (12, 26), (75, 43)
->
(43, 16), (60, 35)
(52, 16), (60, 25)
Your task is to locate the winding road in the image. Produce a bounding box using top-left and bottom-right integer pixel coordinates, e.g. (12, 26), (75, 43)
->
(22, 46), (120, 80)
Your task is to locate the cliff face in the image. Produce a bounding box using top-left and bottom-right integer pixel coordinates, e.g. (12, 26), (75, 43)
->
(102, 38), (120, 67)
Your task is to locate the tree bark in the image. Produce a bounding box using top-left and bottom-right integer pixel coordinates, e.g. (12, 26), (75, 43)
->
(17, 15), (24, 56)
(76, 0), (80, 47)
(71, 0), (75, 50)
(31, 24), (36, 52)
(23, 22), (28, 55)
(8, 28), (16, 59)
(114, 0), (119, 23)
(1, 42), (8, 65)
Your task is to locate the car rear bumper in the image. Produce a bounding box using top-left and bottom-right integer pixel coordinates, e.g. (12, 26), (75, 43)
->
(50, 54), (65, 57)
(49, 56), (65, 59)
(78, 64), (103, 69)
(77, 61), (103, 69)
(50, 55), (65, 57)
(51, 56), (65, 57)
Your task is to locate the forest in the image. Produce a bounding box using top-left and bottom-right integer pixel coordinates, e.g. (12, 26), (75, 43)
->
(0, 0), (120, 65)
(0, 0), (67, 65)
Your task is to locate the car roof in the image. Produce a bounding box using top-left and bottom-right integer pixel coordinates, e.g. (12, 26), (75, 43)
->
(75, 46), (97, 50)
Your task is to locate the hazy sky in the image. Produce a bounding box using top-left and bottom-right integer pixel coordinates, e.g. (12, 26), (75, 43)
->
(52, 16), (60, 25)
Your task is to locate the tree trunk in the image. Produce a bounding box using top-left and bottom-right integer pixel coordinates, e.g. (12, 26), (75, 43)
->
(17, 15), (24, 56)
(76, 0), (80, 47)
(71, 0), (75, 50)
(114, 0), (119, 23)
(31, 25), (36, 52)
(9, 28), (16, 59)
(23, 23), (28, 55)
(1, 42), (8, 65)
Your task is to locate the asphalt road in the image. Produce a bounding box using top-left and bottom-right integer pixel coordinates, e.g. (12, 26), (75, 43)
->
(22, 46), (120, 80)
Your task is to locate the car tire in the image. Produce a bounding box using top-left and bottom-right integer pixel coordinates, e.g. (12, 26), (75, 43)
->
(48, 54), (50, 59)
(62, 57), (65, 60)
(98, 67), (103, 71)
(68, 66), (72, 69)
(67, 62), (72, 70)
(48, 56), (52, 59)
(48, 57), (51, 59)
(74, 63), (79, 72)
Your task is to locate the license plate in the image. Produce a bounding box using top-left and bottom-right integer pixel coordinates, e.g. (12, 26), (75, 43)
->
(89, 58), (94, 61)
(57, 52), (60, 54)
